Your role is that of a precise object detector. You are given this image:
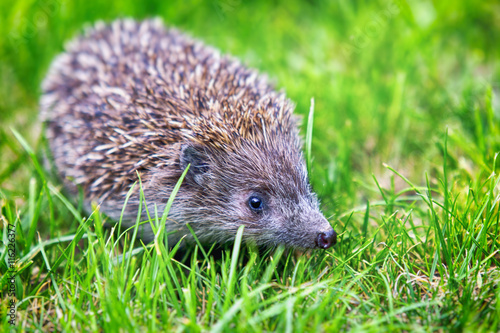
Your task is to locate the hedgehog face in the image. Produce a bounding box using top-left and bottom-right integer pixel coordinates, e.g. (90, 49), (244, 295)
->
(229, 189), (336, 249)
(179, 142), (337, 249)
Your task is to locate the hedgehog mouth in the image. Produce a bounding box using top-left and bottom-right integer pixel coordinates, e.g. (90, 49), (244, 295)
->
(262, 230), (325, 250)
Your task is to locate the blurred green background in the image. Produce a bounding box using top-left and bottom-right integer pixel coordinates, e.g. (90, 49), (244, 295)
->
(1, 0), (499, 213)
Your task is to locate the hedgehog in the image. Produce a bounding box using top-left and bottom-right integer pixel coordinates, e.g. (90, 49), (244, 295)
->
(40, 18), (337, 250)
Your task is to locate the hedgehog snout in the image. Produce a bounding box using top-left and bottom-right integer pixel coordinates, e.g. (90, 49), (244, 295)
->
(307, 209), (337, 249)
(316, 228), (337, 249)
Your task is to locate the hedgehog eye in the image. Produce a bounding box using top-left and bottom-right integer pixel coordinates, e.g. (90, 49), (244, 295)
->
(248, 196), (264, 212)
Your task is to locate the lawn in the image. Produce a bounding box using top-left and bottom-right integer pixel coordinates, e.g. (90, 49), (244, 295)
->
(1, 0), (500, 331)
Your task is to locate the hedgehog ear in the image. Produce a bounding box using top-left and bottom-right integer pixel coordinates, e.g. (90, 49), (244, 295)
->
(180, 144), (210, 186)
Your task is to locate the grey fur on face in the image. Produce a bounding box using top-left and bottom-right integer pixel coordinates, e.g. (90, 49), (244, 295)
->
(41, 18), (337, 249)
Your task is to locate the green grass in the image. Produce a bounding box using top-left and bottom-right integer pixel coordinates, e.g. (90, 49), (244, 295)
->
(1, 0), (500, 331)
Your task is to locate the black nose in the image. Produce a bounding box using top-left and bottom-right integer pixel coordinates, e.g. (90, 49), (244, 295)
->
(316, 229), (337, 249)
